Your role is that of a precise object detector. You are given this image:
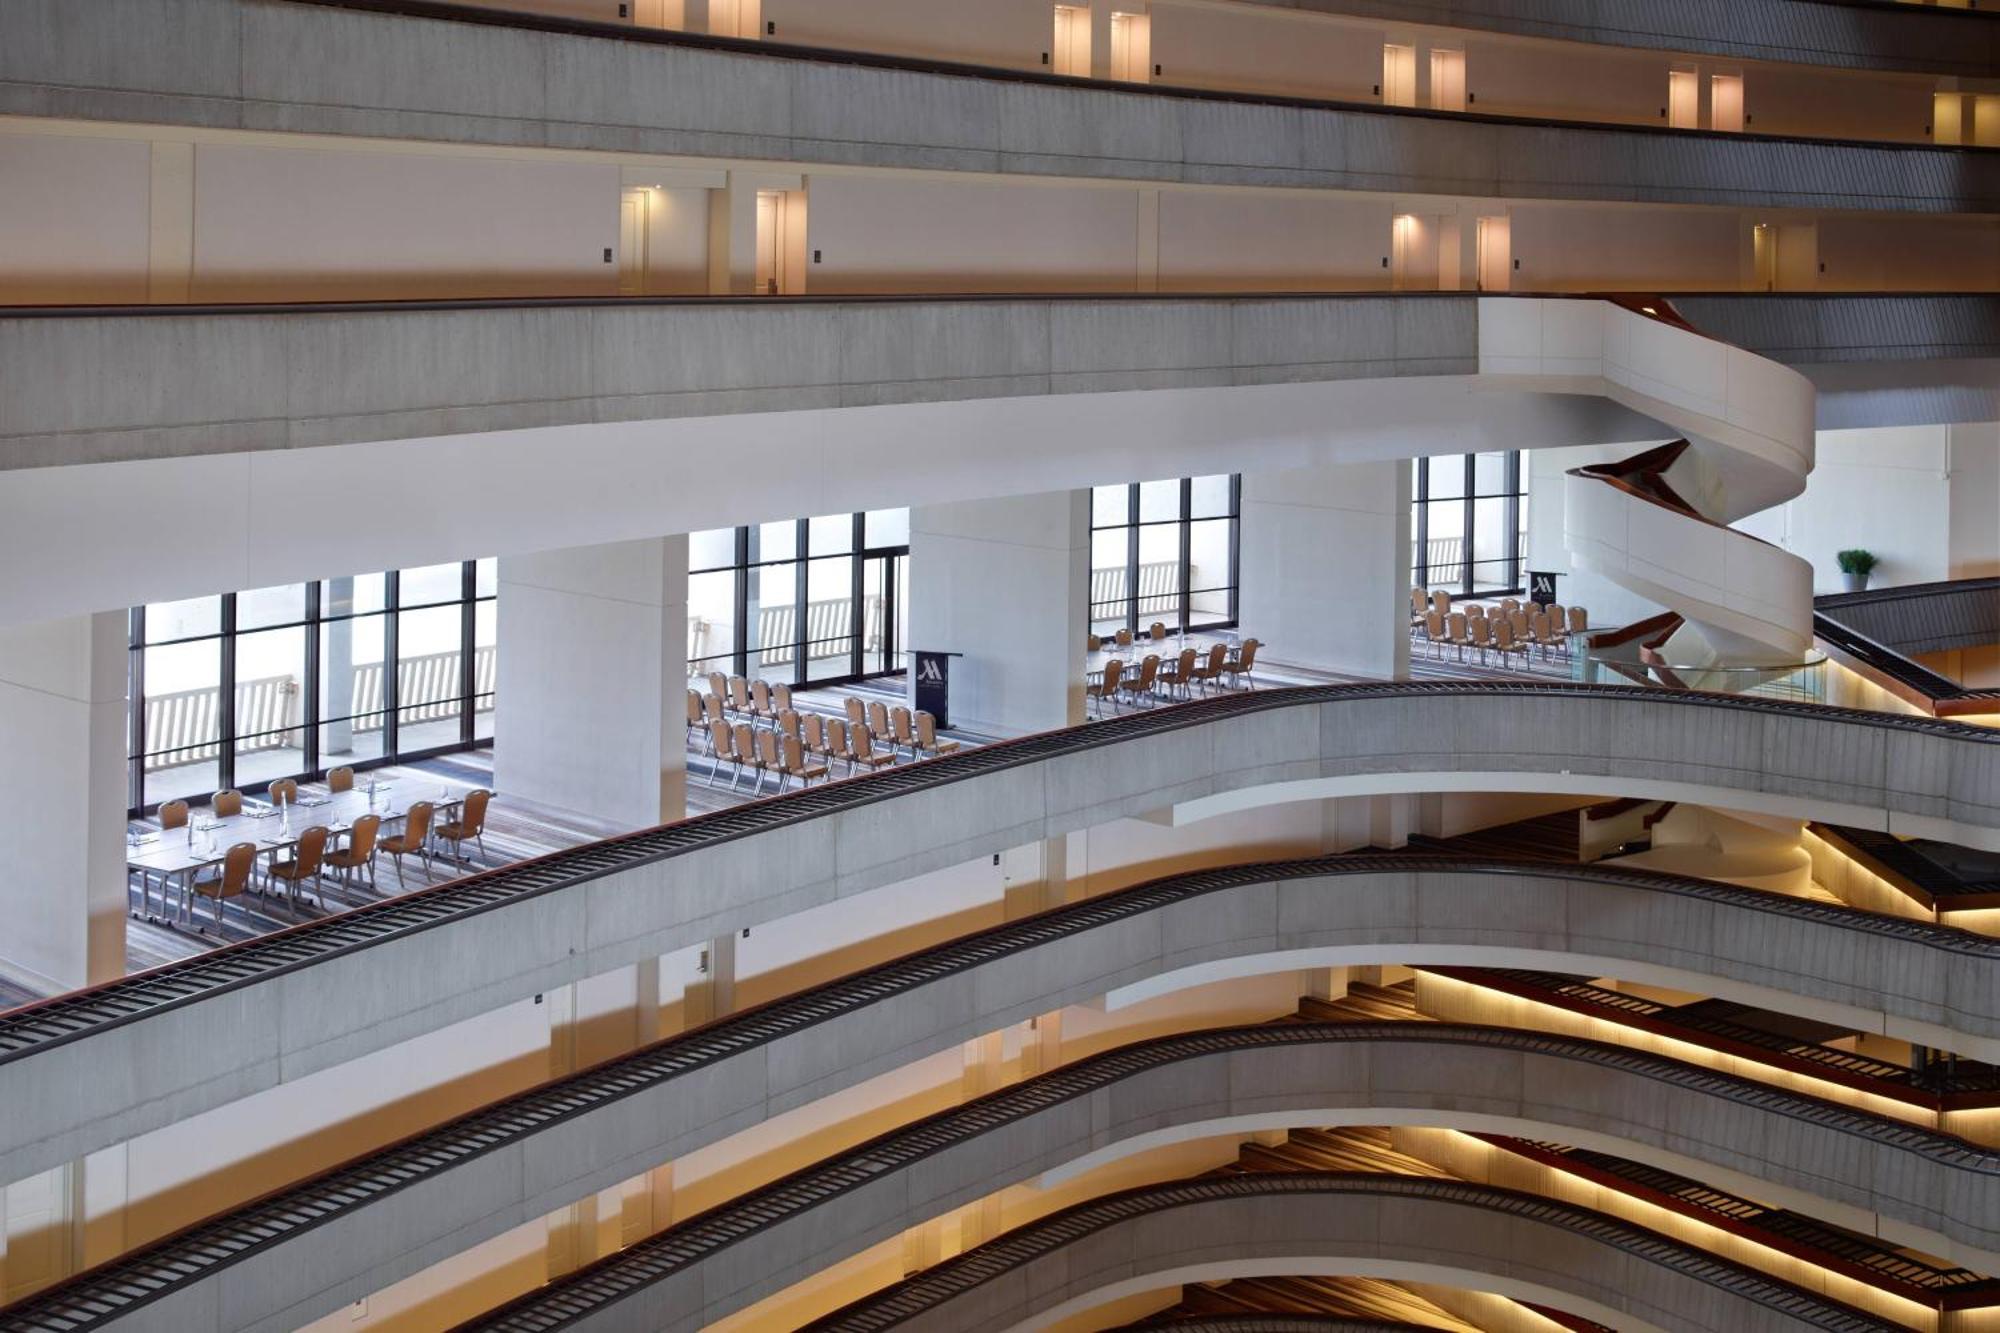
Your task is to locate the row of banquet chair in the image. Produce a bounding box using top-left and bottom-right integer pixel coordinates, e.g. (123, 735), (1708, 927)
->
(1086, 638), (1260, 719)
(1414, 597), (1586, 666)
(688, 676), (958, 793)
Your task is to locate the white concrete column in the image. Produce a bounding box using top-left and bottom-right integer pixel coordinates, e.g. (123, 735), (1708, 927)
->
(1238, 460), (1411, 680)
(496, 535), (688, 832)
(0, 612), (126, 994)
(909, 490), (1090, 735)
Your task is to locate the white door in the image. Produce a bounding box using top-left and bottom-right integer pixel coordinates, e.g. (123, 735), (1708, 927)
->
(1475, 216), (1511, 292)
(1710, 74), (1744, 132)
(1392, 214), (1440, 291)
(1429, 49), (1465, 112)
(1667, 69), (1699, 129)
(1052, 5), (1091, 77)
(1109, 11), (1149, 83)
(754, 190), (784, 296)
(1774, 223), (1818, 291)
(1381, 44), (1416, 108)
(618, 189), (648, 296)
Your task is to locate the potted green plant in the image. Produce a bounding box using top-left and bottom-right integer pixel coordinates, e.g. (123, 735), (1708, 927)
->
(1836, 548), (1878, 593)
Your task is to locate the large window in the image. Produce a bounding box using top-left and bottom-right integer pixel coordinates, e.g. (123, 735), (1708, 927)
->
(687, 511), (909, 687)
(1090, 475), (1240, 636)
(129, 561), (495, 812)
(1410, 452), (1527, 596)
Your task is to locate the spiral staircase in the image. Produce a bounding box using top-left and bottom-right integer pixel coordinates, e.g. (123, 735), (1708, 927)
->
(1484, 296), (1818, 687)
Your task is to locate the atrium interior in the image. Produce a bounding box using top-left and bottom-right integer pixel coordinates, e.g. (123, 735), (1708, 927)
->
(1, 1), (2000, 1331)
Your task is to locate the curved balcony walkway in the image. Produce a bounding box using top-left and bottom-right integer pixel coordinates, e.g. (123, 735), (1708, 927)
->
(7, 850), (1999, 1333)
(8, 0), (1998, 210)
(4, 682), (1997, 1188)
(795, 1174), (1892, 1333)
(460, 1024), (1974, 1333)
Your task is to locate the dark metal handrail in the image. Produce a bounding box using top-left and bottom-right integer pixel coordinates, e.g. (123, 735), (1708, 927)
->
(6, 847), (1999, 1329)
(6, 680), (1995, 1066)
(798, 1173), (1899, 1333)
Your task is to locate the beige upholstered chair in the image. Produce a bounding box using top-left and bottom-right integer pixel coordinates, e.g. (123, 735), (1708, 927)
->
(327, 766), (355, 794)
(1122, 654), (1160, 707)
(1149, 621), (1168, 643)
(729, 675), (752, 716)
(755, 730), (782, 795)
(1429, 589), (1451, 617)
(188, 841), (256, 933)
(1444, 612), (1470, 660)
(707, 670), (729, 703)
(1114, 626), (1134, 653)
(1568, 606), (1589, 635)
(867, 698), (891, 742)
(435, 789), (491, 864)
(915, 711), (960, 757)
(1221, 638), (1260, 690)
(1158, 646), (1198, 699)
(844, 696), (868, 731)
(782, 734), (828, 790)
(1419, 609), (1443, 658)
(1191, 643), (1228, 694)
(706, 720), (740, 786)
(211, 789), (243, 817)
(1087, 633), (1102, 654)
(158, 799), (190, 829)
(326, 813), (382, 889)
(889, 705), (919, 760)
(733, 722), (764, 791)
(846, 724), (898, 772)
(380, 801), (436, 888)
(268, 826), (330, 908)
(773, 682), (794, 715)
(1087, 659), (1124, 718)
(686, 689), (705, 743)
(825, 717), (852, 775)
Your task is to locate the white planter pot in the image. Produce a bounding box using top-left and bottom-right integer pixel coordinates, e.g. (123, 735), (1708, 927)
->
(1841, 572), (1869, 593)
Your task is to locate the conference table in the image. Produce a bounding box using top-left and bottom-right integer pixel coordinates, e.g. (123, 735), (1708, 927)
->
(125, 781), (464, 923)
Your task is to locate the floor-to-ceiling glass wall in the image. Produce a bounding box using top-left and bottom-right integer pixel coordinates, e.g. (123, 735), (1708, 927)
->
(687, 510), (910, 688)
(1089, 475), (1240, 637)
(128, 560), (496, 813)
(1410, 451), (1527, 596)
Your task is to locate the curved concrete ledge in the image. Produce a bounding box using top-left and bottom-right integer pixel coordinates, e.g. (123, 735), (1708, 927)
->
(1272, 0), (2000, 78)
(465, 1027), (1976, 1333)
(1122, 1316), (1431, 1333)
(14, 855), (1999, 1333)
(795, 1176), (1872, 1333)
(6, 0), (1996, 212)
(4, 685), (1997, 1186)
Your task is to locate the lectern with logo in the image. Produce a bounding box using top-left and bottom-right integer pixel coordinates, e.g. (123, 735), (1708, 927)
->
(910, 650), (957, 727)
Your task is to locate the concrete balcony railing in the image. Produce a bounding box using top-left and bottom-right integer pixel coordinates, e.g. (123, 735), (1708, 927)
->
(792, 1175), (1882, 1333)
(5, 0), (1998, 212)
(5, 682), (1998, 1189)
(7, 839), (2000, 1324)
(7, 291), (1995, 632)
(413, 1024), (2000, 1333)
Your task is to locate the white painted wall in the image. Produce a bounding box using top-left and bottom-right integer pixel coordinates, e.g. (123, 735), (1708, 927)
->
(0, 612), (126, 993)
(806, 175), (1141, 294)
(0, 131), (151, 304)
(191, 144), (621, 301)
(1818, 216), (2000, 294)
(1736, 422), (2000, 592)
(909, 490), (1090, 734)
(1238, 460), (1411, 678)
(1511, 202), (1743, 291)
(763, 0), (1047, 68)
(1157, 190), (1393, 292)
(496, 536), (689, 831)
